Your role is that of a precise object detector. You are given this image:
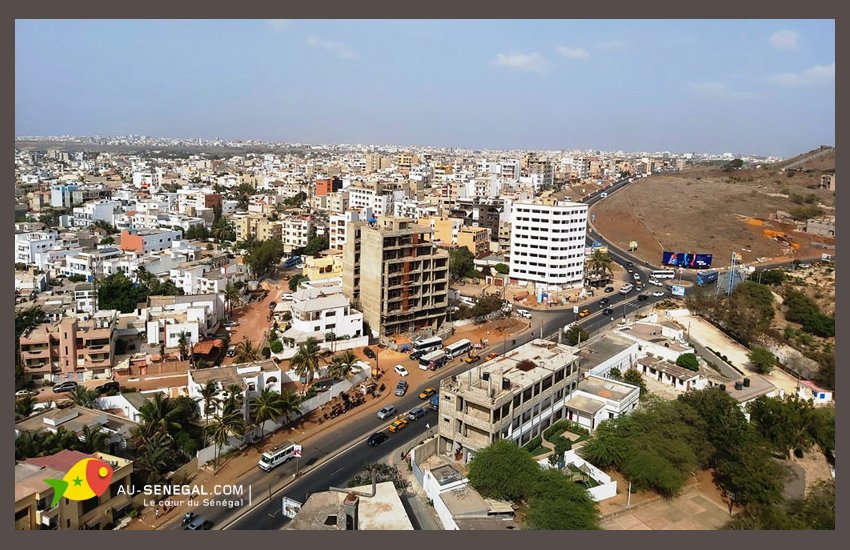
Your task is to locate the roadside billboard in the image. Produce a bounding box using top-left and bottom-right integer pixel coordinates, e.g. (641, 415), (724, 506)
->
(661, 252), (713, 269)
(671, 285), (686, 297)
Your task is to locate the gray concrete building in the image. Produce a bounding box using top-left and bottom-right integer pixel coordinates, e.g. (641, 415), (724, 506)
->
(342, 216), (449, 337)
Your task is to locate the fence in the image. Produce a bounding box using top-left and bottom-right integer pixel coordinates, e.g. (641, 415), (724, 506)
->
(197, 435), (243, 467)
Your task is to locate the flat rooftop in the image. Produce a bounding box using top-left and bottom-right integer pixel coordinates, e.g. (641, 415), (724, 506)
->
(284, 481), (413, 530)
(292, 293), (349, 313)
(578, 333), (637, 371)
(617, 324), (691, 353)
(16, 405), (137, 438)
(190, 360), (279, 386)
(636, 356), (700, 381)
(708, 373), (777, 403)
(564, 394), (607, 415)
(576, 375), (639, 402)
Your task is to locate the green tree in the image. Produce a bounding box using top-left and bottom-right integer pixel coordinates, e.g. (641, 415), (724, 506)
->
(448, 247), (475, 281)
(726, 503), (806, 530)
(467, 439), (541, 502)
(183, 224), (211, 240)
(622, 369), (648, 396)
(79, 425), (109, 454)
(15, 395), (36, 420)
(270, 340), (284, 354)
(675, 353), (700, 372)
(244, 238), (285, 278)
(564, 324), (589, 346)
(100, 236), (115, 245)
(747, 396), (816, 458)
(748, 346), (777, 374)
(289, 274), (307, 291)
(750, 269), (785, 286)
(199, 381), (220, 417)
(586, 250), (614, 279)
(134, 431), (175, 485)
(234, 337), (261, 363)
(250, 388), (284, 440)
(290, 338), (322, 383)
(303, 235), (329, 256)
(206, 399), (245, 471)
(526, 468), (600, 530)
(277, 388), (305, 429)
(494, 263), (509, 274)
(71, 386), (99, 408)
(223, 282), (241, 318)
(98, 272), (149, 313)
(177, 330), (190, 362)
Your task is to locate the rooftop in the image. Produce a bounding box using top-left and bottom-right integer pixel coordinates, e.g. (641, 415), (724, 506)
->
(576, 374), (639, 402)
(284, 481), (413, 530)
(189, 360), (279, 387)
(15, 463), (66, 502)
(708, 374), (778, 403)
(292, 293), (350, 313)
(636, 356), (701, 381)
(564, 394), (607, 415)
(578, 333), (638, 372)
(16, 405), (138, 439)
(616, 323), (691, 353)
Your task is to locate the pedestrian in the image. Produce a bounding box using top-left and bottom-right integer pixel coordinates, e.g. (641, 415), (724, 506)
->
(155, 507), (161, 520)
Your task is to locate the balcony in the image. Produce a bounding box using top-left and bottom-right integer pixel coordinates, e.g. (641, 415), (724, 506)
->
(460, 412), (494, 432)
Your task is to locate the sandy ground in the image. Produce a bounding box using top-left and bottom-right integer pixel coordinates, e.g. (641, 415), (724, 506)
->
(591, 165), (835, 266)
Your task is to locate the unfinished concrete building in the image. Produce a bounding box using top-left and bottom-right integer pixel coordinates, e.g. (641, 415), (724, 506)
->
(342, 216), (449, 337)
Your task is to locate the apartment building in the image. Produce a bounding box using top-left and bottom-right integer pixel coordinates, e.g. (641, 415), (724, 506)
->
(19, 310), (118, 383)
(365, 153), (392, 174)
(20, 450), (133, 530)
(449, 198), (504, 241)
(819, 173), (835, 191)
(15, 231), (59, 266)
(526, 156), (554, 188)
(326, 191), (349, 214)
(315, 176), (343, 196)
(416, 216), (464, 246)
(233, 214), (283, 243)
(187, 360), (282, 419)
(342, 217), (449, 337)
(437, 339), (581, 462)
(456, 227), (490, 258)
(303, 254), (344, 281)
(283, 216), (313, 253)
(118, 228), (181, 254)
(328, 209), (369, 250)
(572, 157), (591, 180)
(141, 294), (225, 348)
(50, 183), (79, 209)
(283, 283), (364, 345)
(349, 182), (391, 215)
(72, 200), (123, 227)
(508, 201), (588, 290)
(563, 374), (640, 432)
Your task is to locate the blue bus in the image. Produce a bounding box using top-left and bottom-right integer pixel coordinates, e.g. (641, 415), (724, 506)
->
(696, 270), (718, 286)
(284, 256), (301, 268)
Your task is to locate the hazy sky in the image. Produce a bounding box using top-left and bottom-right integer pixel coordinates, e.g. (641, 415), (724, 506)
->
(15, 19), (835, 156)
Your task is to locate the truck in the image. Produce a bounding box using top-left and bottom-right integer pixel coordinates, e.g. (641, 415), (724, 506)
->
(696, 270), (718, 286)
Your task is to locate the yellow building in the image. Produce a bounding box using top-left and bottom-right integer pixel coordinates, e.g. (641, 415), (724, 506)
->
(234, 214), (283, 242)
(304, 254), (344, 281)
(457, 226), (491, 258)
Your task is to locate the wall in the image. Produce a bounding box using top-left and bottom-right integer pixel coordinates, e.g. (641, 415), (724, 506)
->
(197, 435), (243, 466)
(537, 450), (617, 501)
(688, 338), (742, 378)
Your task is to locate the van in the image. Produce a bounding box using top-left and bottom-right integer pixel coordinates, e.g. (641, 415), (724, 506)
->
(620, 283), (633, 294)
(600, 192), (608, 198)
(258, 441), (297, 472)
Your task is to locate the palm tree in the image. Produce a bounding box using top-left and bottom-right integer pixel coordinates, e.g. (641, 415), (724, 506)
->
(587, 250), (614, 280)
(290, 337), (322, 384)
(250, 388), (285, 441)
(223, 283), (241, 319)
(71, 386), (99, 409)
(224, 384), (244, 410)
(177, 331), (190, 362)
(15, 395), (36, 419)
(79, 425), (109, 454)
(206, 400), (245, 471)
(277, 388), (305, 429)
(135, 431), (174, 485)
(136, 393), (182, 439)
(199, 381), (220, 418)
(328, 350), (359, 380)
(234, 337), (261, 363)
(159, 341), (166, 374)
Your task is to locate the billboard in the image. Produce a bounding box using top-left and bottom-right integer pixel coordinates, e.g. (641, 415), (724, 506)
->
(671, 285), (686, 297)
(661, 252), (713, 269)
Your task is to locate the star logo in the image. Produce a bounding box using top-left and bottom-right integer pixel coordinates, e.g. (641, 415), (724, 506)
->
(73, 476), (83, 487)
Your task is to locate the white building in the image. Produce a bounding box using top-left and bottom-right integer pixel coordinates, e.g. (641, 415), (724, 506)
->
(283, 217), (312, 254)
(328, 209), (369, 251)
(72, 200), (123, 227)
(508, 201), (588, 291)
(796, 380), (833, 406)
(141, 294), (226, 348)
(349, 185), (390, 216)
(15, 231), (59, 266)
(563, 374), (640, 432)
(187, 360), (283, 420)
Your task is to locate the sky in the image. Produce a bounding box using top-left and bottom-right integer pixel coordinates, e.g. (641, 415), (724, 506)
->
(15, 19), (835, 157)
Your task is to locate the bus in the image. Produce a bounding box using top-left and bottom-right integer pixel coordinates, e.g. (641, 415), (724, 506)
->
(412, 336), (443, 356)
(444, 339), (472, 359)
(419, 350), (448, 371)
(650, 269), (676, 279)
(696, 270), (719, 286)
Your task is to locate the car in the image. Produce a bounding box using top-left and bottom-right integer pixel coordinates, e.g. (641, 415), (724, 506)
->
(280, 293), (294, 301)
(602, 307), (614, 316)
(409, 350), (425, 361)
(465, 354), (480, 364)
(184, 516), (213, 530)
(619, 284), (633, 295)
(626, 261), (634, 268)
(363, 347), (376, 359)
(367, 432), (389, 447)
(394, 365), (409, 377)
(598, 297), (610, 306)
(408, 407), (427, 421)
(95, 381), (120, 395)
(637, 294), (649, 302)
(652, 291), (665, 297)
(388, 418), (409, 432)
(419, 387), (437, 400)
(485, 352), (498, 361)
(395, 380), (409, 396)
(516, 309), (532, 319)
(52, 381), (78, 394)
(268, 301), (277, 309)
(604, 286), (615, 293)
(181, 512), (197, 527)
(798, 262), (812, 269)
(627, 268), (634, 273)
(649, 278), (663, 286)
(227, 345), (236, 357)
(15, 389), (35, 398)
(635, 285), (643, 292)
(578, 308), (590, 318)
(377, 406), (397, 420)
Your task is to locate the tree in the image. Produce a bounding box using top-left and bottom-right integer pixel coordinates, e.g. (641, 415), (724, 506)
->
(199, 381), (220, 417)
(100, 236), (115, 245)
(270, 340), (284, 354)
(206, 399), (245, 471)
(250, 388), (285, 440)
(747, 396), (817, 458)
(183, 224), (211, 240)
(223, 282), (241, 318)
(97, 272), (149, 313)
(289, 274), (307, 291)
(526, 468), (600, 530)
(748, 347), (777, 374)
(750, 269), (785, 286)
(244, 239), (285, 278)
(15, 395), (36, 419)
(277, 388), (305, 428)
(494, 263), (509, 275)
(71, 386), (99, 409)
(79, 425), (109, 454)
(135, 393), (184, 440)
(234, 337), (261, 363)
(608, 368), (623, 380)
(134, 431), (175, 485)
(448, 247), (475, 281)
(467, 440), (541, 502)
(303, 235), (329, 256)
(675, 353), (700, 372)
(290, 338), (322, 384)
(177, 331), (190, 362)
(328, 350), (359, 380)
(622, 369), (648, 396)
(564, 324), (589, 346)
(783, 289), (834, 337)
(586, 250), (614, 280)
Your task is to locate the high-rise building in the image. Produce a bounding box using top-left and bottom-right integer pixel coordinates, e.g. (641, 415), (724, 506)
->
(508, 201), (588, 290)
(342, 217), (449, 337)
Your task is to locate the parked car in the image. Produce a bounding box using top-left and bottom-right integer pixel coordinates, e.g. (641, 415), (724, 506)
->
(15, 389), (35, 398)
(419, 387), (437, 400)
(52, 381), (78, 394)
(394, 365), (409, 377)
(184, 516), (213, 530)
(619, 284), (633, 295)
(268, 301), (277, 310)
(652, 291), (665, 297)
(516, 309), (532, 319)
(363, 347), (376, 359)
(280, 293), (294, 301)
(578, 308), (590, 318)
(367, 432), (389, 447)
(395, 380), (409, 397)
(598, 297), (610, 306)
(485, 352), (498, 361)
(604, 286), (615, 293)
(637, 294), (649, 302)
(409, 350), (425, 361)
(465, 354), (480, 364)
(227, 345), (236, 357)
(95, 381), (120, 395)
(388, 418), (409, 433)
(377, 406), (398, 420)
(408, 407), (427, 421)
(649, 278), (663, 286)
(181, 512), (197, 527)
(311, 380), (335, 392)
(602, 307), (614, 316)
(626, 261), (634, 269)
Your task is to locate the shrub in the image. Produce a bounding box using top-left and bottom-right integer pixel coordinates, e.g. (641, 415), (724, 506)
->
(676, 353), (700, 372)
(270, 340), (283, 354)
(523, 435), (543, 453)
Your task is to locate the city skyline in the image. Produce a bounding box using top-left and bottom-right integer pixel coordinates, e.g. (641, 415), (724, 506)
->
(16, 19), (835, 157)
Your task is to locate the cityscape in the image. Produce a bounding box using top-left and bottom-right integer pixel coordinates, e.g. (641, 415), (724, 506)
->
(14, 19), (835, 531)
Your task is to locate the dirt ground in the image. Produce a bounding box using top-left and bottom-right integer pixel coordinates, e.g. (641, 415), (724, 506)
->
(591, 164), (835, 266)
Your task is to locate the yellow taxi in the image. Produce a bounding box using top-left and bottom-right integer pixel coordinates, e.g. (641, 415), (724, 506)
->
(388, 418), (409, 433)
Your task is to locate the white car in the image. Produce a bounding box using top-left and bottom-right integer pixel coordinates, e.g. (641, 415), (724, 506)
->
(652, 291), (665, 297)
(517, 309), (532, 319)
(394, 365), (409, 377)
(15, 389), (34, 398)
(649, 278), (663, 286)
(377, 406), (398, 420)
(280, 293), (294, 301)
(620, 283), (634, 294)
